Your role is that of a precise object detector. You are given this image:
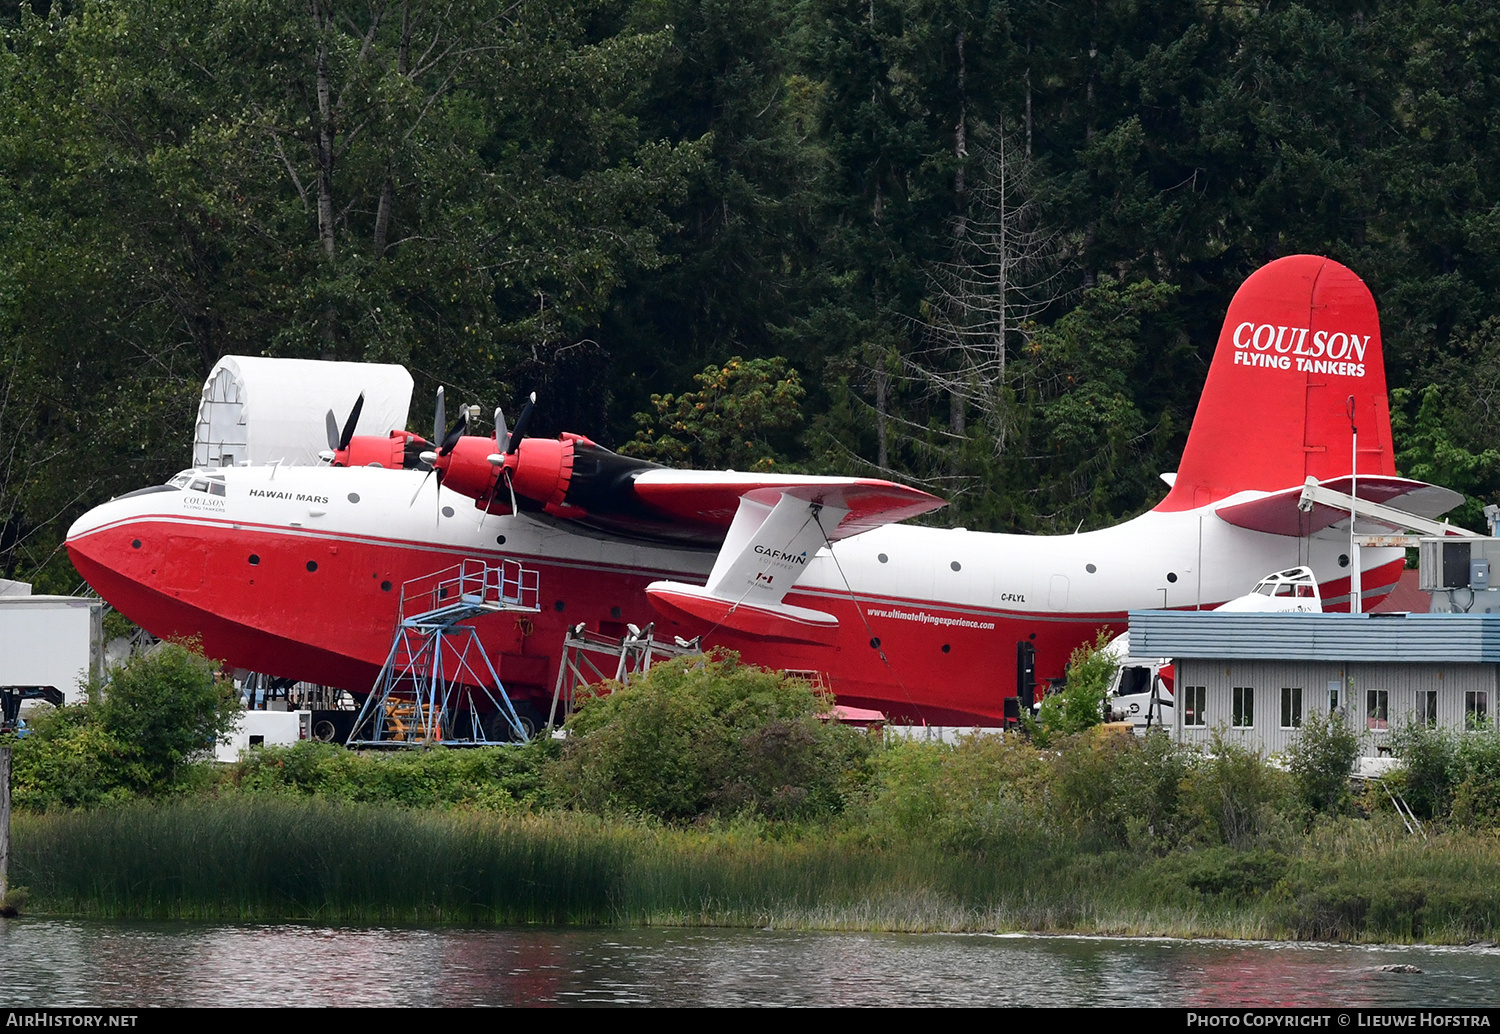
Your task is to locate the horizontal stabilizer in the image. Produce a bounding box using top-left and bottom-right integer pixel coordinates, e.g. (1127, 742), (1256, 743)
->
(646, 581), (839, 645)
(631, 470), (943, 538)
(1215, 476), (1465, 536)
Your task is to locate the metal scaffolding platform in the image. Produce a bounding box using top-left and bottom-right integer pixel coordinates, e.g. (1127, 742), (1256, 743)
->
(546, 622), (702, 730)
(348, 559), (539, 747)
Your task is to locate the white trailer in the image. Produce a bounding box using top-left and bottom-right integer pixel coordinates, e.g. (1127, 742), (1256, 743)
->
(214, 709), (312, 762)
(0, 594), (103, 704)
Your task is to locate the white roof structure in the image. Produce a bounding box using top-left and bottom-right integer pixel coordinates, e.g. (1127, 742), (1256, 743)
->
(192, 356), (415, 468)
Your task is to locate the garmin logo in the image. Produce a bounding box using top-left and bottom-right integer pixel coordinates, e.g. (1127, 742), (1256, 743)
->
(754, 545), (808, 566)
(1231, 322), (1369, 377)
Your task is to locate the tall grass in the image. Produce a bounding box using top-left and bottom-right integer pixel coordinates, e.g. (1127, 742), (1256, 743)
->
(16, 798), (1500, 942)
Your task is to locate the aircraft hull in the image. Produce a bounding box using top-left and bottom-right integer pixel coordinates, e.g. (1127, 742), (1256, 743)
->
(65, 465), (1404, 725)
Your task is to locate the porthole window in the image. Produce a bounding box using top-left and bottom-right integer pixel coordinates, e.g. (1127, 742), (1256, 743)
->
(950, 561), (962, 572)
(877, 553), (889, 564)
(306, 561), (318, 573)
(441, 506), (455, 518)
(1166, 572), (1178, 583)
(496, 535), (507, 545)
(610, 606), (622, 619)
(1086, 563), (1097, 574)
(554, 600), (565, 612)
(941, 644), (951, 654)
(1338, 554), (1350, 568)
(869, 637), (881, 649)
(347, 492), (360, 504)
(131, 539), (142, 549)
(248, 554), (260, 566)
(380, 580), (392, 592)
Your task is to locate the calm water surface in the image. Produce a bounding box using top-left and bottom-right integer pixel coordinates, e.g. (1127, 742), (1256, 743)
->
(1, 919), (1497, 1007)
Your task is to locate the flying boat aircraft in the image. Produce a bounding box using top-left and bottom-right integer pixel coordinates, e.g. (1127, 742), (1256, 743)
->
(66, 255), (1465, 726)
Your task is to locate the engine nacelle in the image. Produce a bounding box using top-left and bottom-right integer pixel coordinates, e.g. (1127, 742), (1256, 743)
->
(333, 430), (429, 470)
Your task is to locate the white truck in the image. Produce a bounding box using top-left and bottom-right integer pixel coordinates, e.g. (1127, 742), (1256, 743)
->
(1104, 567), (1323, 732)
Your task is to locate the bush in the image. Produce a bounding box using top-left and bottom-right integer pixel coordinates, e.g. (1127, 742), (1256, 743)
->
(1391, 721), (1459, 819)
(7, 641), (239, 808)
(97, 642), (241, 792)
(549, 652), (871, 822)
(1285, 710), (1360, 816)
(1180, 731), (1290, 848)
(1392, 722), (1500, 827)
(857, 733), (1051, 854)
(1033, 630), (1118, 743)
(235, 738), (555, 810)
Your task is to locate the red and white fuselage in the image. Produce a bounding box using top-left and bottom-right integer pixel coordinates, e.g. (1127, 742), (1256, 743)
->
(65, 463), (1401, 725)
(63, 256), (1444, 723)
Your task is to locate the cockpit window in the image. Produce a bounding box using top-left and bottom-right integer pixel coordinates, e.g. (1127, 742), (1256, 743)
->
(168, 470), (227, 494)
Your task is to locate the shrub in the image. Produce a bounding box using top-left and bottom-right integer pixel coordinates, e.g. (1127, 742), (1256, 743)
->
(858, 733), (1052, 854)
(1284, 710), (1360, 816)
(235, 738), (556, 810)
(1180, 731), (1290, 847)
(7, 641), (239, 808)
(548, 652), (870, 822)
(1034, 629), (1118, 742)
(1391, 723), (1500, 827)
(1391, 721), (1459, 819)
(97, 642), (241, 792)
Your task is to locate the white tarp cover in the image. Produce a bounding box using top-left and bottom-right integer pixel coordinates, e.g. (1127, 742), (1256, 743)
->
(193, 356), (415, 468)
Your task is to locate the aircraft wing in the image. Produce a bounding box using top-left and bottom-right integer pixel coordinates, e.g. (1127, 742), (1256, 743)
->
(643, 475), (943, 644)
(1214, 475), (1465, 536)
(629, 470), (943, 539)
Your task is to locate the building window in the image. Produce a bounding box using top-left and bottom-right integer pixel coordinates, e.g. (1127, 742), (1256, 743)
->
(1280, 687), (1302, 729)
(1183, 685), (1206, 727)
(1418, 691), (1438, 728)
(1328, 680), (1342, 712)
(1366, 689), (1389, 731)
(1466, 691), (1490, 729)
(1233, 686), (1254, 728)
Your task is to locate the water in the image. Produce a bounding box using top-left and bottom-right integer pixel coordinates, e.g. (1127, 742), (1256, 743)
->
(2, 919), (1497, 1007)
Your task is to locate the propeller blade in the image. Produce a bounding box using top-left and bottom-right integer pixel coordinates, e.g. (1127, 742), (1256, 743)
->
(440, 407), (468, 455)
(338, 393), (365, 450)
(433, 386), (446, 447)
(494, 407), (507, 450)
(324, 410), (340, 453)
(409, 467), (434, 507)
(506, 391), (537, 453)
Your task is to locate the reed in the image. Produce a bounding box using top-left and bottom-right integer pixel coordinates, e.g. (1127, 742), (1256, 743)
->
(15, 798), (1500, 942)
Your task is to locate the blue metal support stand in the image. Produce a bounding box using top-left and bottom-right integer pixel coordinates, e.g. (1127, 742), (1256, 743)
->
(347, 559), (540, 747)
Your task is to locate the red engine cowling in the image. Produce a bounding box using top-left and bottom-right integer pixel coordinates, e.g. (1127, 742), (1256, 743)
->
(335, 430), (428, 469)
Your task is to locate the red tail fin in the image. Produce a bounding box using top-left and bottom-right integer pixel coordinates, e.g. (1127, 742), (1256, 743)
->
(1156, 255), (1395, 512)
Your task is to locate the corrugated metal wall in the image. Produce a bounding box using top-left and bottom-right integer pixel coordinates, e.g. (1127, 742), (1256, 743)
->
(1175, 658), (1497, 756)
(1133, 611), (1500, 662)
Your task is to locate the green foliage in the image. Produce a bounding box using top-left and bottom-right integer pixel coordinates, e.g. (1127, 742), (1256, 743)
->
(9, 642), (238, 808)
(1035, 629), (1118, 741)
(7, 705), (138, 811)
(1180, 731), (1291, 849)
(854, 734), (1052, 855)
(1391, 383), (1500, 531)
(95, 642), (240, 792)
(234, 739), (557, 811)
(1284, 710), (1361, 817)
(1392, 721), (1500, 828)
(622, 356), (805, 470)
(551, 652), (869, 822)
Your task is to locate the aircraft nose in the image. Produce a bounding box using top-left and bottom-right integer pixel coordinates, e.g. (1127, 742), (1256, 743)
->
(67, 498), (117, 543)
